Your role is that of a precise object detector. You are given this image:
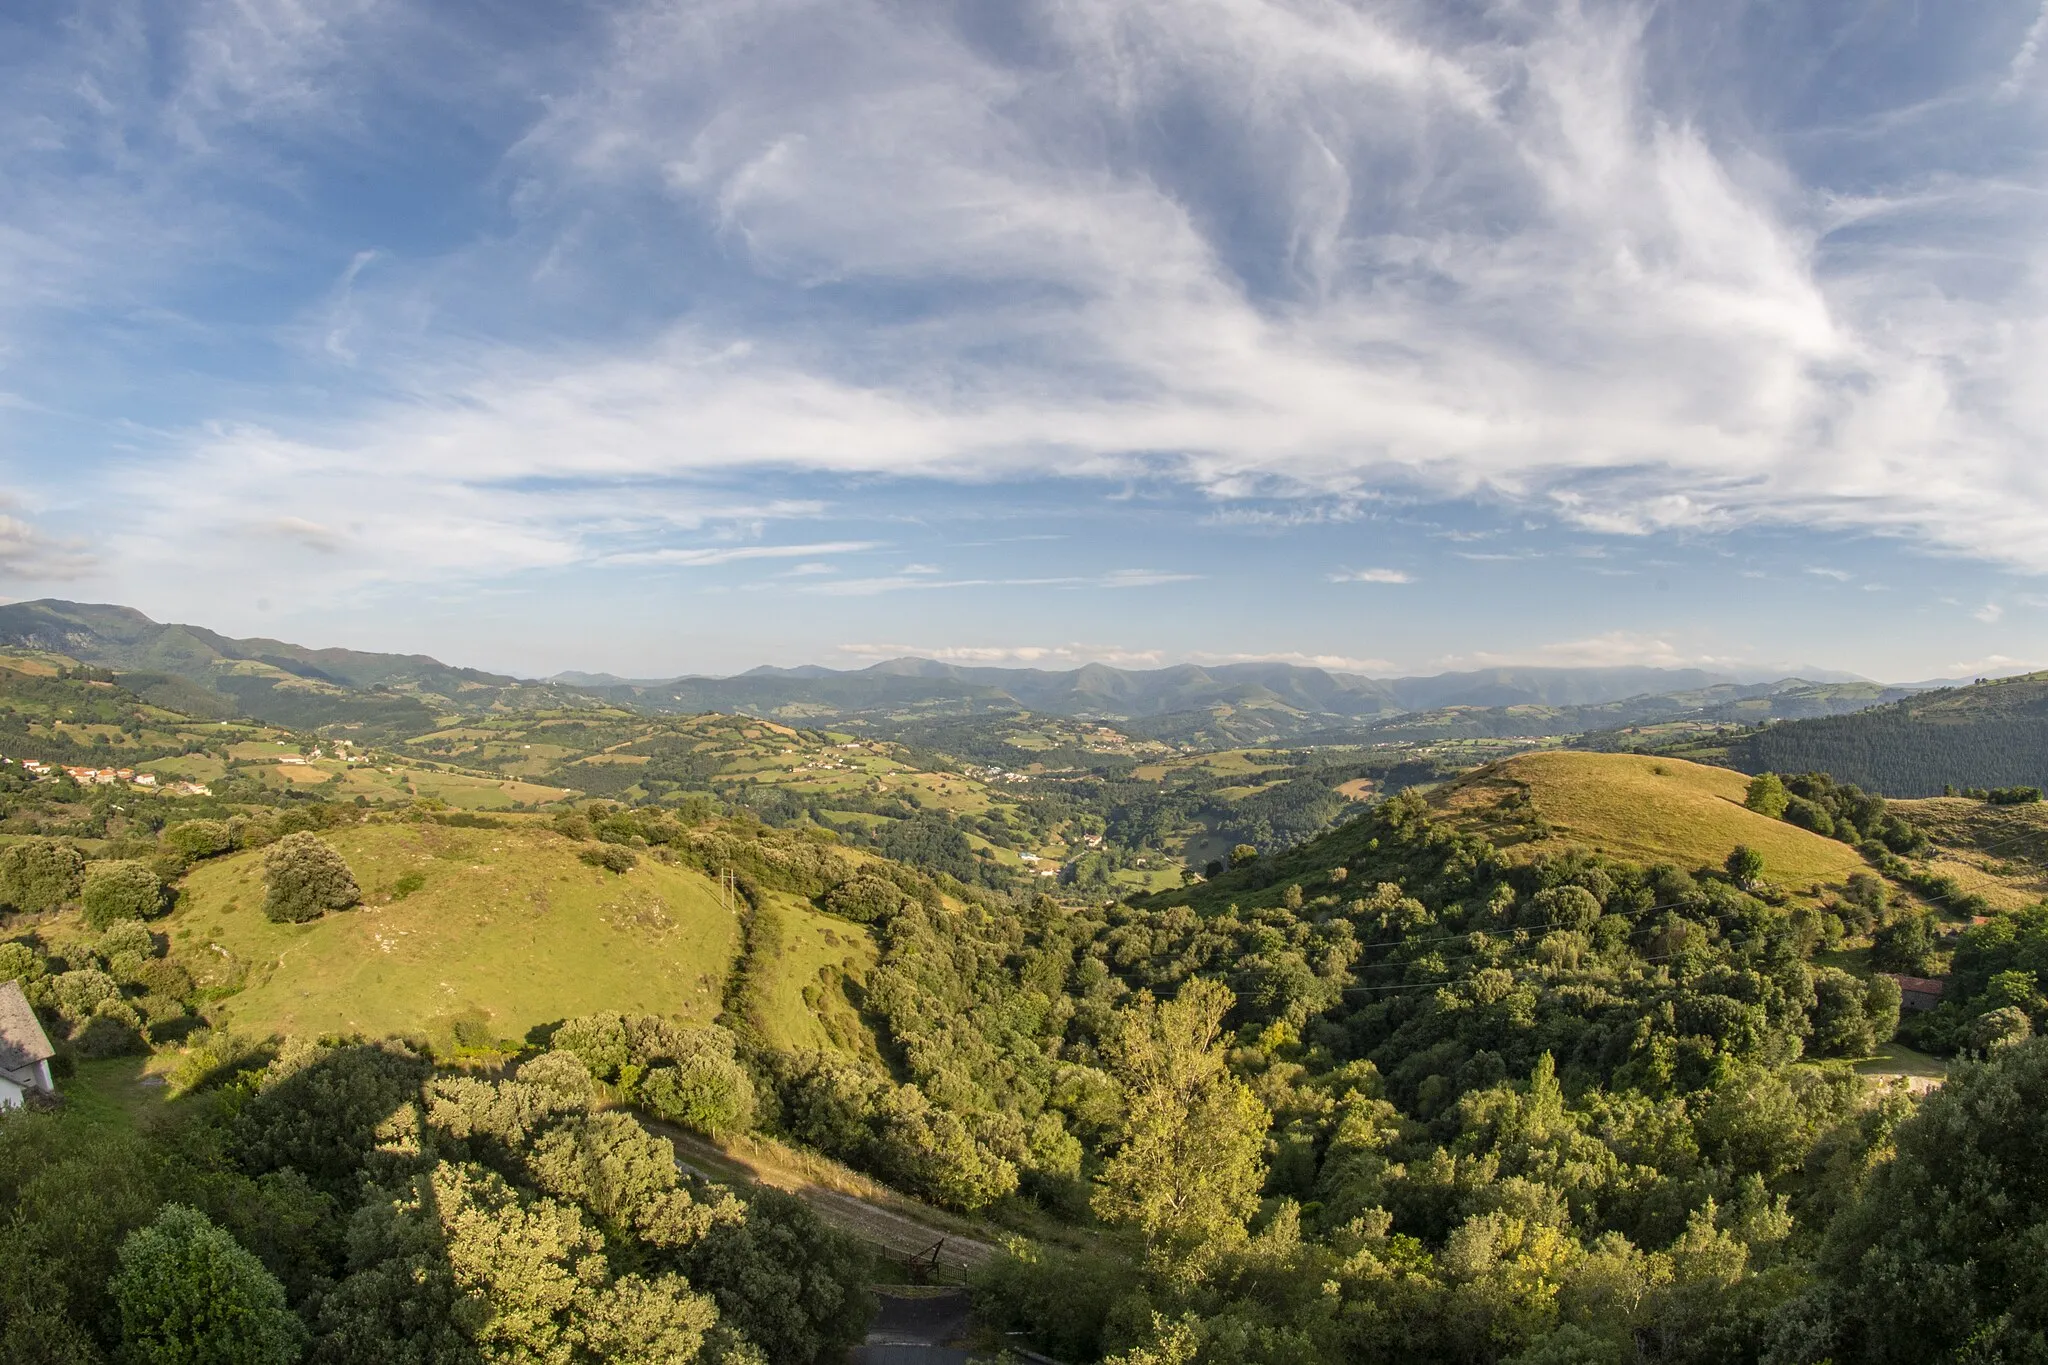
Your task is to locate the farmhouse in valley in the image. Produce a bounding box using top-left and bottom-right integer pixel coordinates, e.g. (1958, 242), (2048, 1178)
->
(0, 980), (56, 1110)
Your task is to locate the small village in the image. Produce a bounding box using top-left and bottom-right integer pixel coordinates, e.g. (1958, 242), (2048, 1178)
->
(1, 756), (211, 797)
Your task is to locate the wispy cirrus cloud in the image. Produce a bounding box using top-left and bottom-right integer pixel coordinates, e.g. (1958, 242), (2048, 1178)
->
(12, 0), (2047, 586)
(1330, 568), (1414, 584)
(3, 0), (2046, 680)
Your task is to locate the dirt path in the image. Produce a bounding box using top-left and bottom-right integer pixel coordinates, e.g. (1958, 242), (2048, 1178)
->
(654, 1123), (1000, 1271)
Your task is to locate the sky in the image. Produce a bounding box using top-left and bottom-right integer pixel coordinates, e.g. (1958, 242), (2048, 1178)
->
(2, 0), (2046, 683)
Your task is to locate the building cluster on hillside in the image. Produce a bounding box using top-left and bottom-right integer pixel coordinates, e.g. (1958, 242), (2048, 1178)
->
(0, 756), (209, 796)
(962, 765), (1033, 784)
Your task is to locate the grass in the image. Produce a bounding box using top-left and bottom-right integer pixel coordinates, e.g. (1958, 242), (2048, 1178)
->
(1892, 797), (2048, 911)
(54, 1056), (174, 1136)
(166, 822), (743, 1043)
(399, 768), (574, 809)
(1434, 752), (1869, 896)
(1853, 1039), (1949, 1081)
(748, 893), (881, 1059)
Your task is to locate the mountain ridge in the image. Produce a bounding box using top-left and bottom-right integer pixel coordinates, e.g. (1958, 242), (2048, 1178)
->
(0, 599), (1911, 744)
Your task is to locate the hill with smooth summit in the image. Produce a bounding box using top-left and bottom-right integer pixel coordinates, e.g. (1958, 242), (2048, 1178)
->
(1427, 751), (1868, 891)
(1141, 750), (1872, 917)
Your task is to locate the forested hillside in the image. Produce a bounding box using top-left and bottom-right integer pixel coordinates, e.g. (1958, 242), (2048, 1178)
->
(1707, 673), (2048, 795)
(10, 719), (2047, 1361)
(4, 638), (2047, 1363)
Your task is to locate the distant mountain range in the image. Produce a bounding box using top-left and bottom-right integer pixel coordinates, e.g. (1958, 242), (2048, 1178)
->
(0, 599), (1918, 745)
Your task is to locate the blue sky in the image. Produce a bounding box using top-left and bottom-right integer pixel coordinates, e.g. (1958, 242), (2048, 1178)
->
(2, 0), (2046, 682)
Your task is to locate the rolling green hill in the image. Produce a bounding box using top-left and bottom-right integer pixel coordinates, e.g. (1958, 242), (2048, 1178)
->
(165, 821), (744, 1043)
(1428, 751), (1869, 892)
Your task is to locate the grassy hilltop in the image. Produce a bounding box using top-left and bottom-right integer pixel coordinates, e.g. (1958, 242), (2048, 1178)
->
(166, 821), (744, 1043)
(1432, 751), (1869, 891)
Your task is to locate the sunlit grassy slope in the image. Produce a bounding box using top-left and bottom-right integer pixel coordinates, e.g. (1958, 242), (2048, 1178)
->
(1432, 751), (1868, 894)
(750, 890), (882, 1060)
(1890, 795), (2048, 911)
(168, 822), (742, 1043)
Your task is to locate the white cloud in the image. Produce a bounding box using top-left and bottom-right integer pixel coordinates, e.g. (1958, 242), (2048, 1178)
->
(1100, 569), (1200, 588)
(1974, 602), (2005, 623)
(267, 517), (347, 554)
(0, 506), (94, 581)
(801, 567), (1196, 597)
(609, 540), (882, 567)
(1454, 631), (1739, 670)
(1330, 567), (1414, 583)
(830, 642), (1397, 672)
(1804, 566), (1853, 582)
(836, 642), (1169, 668)
(1943, 654), (2042, 677)
(2000, 1), (2048, 99)
(1188, 650), (1398, 674)
(13, 0), (2048, 610)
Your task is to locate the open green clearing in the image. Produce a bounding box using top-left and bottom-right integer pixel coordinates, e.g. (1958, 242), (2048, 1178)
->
(167, 822), (742, 1043)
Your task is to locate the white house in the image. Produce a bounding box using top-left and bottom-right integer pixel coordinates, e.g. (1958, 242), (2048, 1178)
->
(0, 979), (55, 1110)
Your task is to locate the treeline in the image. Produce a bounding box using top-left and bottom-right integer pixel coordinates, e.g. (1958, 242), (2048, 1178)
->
(1741, 771), (1928, 856)
(1724, 695), (2048, 796)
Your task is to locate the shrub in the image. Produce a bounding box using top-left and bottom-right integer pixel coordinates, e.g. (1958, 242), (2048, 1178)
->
(1971, 1005), (2033, 1051)
(161, 818), (234, 861)
(1525, 885), (1602, 932)
(639, 1053), (758, 1137)
(822, 872), (906, 924)
(552, 1013), (630, 1080)
(96, 919), (156, 977)
(518, 1050), (595, 1105)
(50, 967), (121, 1025)
(1724, 844), (1765, 888)
(0, 838), (85, 912)
(1808, 966), (1882, 1057)
(109, 1204), (302, 1365)
(81, 860), (167, 930)
(1228, 843), (1258, 869)
(1783, 797), (1835, 838)
(579, 844), (636, 874)
(261, 833), (361, 924)
(0, 940), (49, 1000)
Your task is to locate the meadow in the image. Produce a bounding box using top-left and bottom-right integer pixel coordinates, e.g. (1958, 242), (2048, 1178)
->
(164, 822), (743, 1045)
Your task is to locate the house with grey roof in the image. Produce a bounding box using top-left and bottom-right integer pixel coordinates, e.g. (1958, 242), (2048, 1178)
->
(0, 979), (56, 1109)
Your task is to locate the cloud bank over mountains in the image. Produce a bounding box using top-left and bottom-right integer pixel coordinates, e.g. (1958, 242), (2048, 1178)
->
(1, 1), (2043, 674)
